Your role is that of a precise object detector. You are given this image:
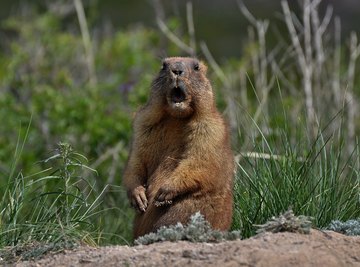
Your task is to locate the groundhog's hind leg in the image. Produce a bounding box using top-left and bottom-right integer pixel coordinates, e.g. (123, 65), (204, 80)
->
(208, 193), (233, 230)
(133, 204), (169, 239)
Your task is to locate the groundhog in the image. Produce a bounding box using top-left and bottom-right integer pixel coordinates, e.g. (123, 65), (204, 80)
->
(122, 57), (234, 239)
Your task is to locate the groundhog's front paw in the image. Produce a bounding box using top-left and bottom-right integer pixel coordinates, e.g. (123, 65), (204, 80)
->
(154, 187), (176, 207)
(129, 185), (148, 212)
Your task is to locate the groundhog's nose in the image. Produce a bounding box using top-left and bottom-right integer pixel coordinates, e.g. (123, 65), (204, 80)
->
(170, 62), (185, 76)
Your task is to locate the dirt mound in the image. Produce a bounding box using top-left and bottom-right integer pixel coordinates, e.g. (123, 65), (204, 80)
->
(15, 230), (360, 267)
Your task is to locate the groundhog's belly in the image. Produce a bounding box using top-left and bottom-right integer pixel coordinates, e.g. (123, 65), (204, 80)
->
(134, 187), (233, 238)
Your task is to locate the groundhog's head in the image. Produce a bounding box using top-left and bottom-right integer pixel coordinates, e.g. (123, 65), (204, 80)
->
(151, 57), (214, 118)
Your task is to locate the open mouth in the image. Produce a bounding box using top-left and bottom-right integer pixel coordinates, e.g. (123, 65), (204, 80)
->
(170, 86), (187, 103)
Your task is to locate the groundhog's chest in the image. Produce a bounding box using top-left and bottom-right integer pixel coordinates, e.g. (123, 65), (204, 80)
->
(139, 120), (188, 177)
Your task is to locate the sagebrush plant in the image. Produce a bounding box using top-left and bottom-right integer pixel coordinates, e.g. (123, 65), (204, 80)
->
(255, 209), (312, 234)
(0, 139), (101, 253)
(326, 218), (360, 236)
(134, 212), (241, 245)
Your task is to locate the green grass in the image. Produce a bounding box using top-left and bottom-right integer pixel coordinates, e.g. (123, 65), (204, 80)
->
(232, 122), (360, 238)
(0, 127), (102, 253)
(2, 112), (358, 258)
(0, 103), (359, 263)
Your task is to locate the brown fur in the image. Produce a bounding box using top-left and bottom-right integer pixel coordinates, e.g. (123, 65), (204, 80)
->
(122, 57), (234, 239)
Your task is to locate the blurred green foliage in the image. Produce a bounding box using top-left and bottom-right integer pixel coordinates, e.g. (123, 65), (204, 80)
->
(0, 10), (180, 244)
(1, 13), (158, 172)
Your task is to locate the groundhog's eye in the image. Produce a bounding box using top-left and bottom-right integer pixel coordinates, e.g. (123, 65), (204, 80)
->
(193, 63), (200, 71)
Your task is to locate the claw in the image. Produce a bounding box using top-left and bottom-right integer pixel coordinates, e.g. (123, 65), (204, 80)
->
(154, 199), (173, 207)
(154, 183), (177, 208)
(130, 185), (148, 212)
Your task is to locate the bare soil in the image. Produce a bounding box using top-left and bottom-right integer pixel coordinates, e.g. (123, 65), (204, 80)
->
(12, 230), (360, 267)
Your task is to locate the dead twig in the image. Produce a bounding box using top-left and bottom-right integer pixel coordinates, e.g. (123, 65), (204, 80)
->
(74, 0), (97, 86)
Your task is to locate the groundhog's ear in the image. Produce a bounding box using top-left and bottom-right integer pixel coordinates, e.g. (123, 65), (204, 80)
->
(199, 61), (208, 74)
